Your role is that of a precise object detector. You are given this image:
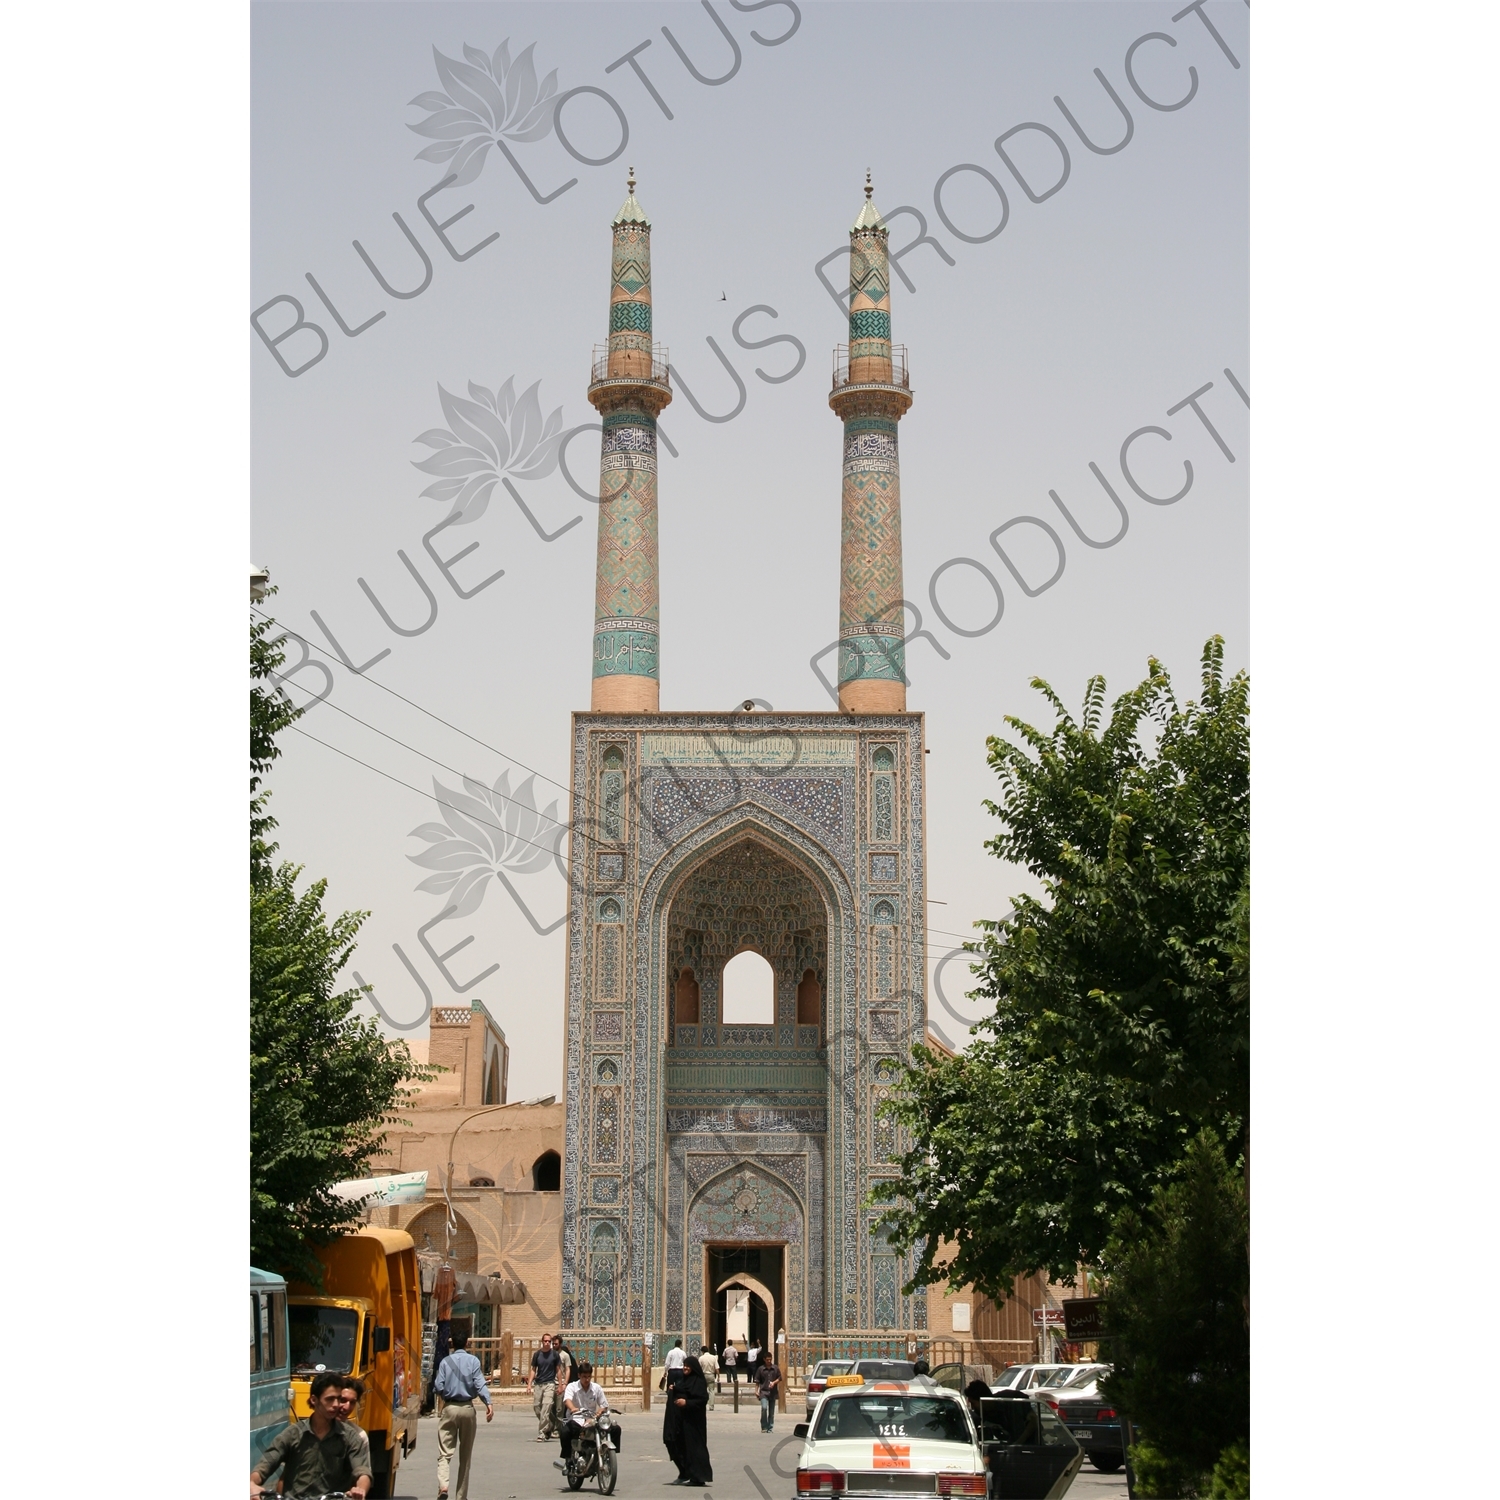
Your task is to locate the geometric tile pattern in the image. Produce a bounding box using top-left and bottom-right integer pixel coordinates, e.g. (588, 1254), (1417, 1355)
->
(592, 213), (665, 682)
(593, 413), (660, 678)
(836, 213), (910, 692)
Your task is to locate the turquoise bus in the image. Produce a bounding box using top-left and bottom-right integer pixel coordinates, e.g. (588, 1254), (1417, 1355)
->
(251, 1266), (291, 1470)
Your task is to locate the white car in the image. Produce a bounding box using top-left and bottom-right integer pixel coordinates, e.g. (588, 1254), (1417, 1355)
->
(993, 1363), (1087, 1393)
(1032, 1364), (1111, 1404)
(804, 1359), (857, 1421)
(793, 1380), (987, 1496)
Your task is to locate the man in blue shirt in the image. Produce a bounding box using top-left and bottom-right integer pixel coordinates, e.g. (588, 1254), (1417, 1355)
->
(432, 1333), (493, 1500)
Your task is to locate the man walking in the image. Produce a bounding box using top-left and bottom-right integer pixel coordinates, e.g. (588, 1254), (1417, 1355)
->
(697, 1344), (718, 1410)
(722, 1340), (738, 1395)
(527, 1334), (559, 1441)
(251, 1370), (372, 1498)
(755, 1356), (782, 1433)
(433, 1332), (493, 1500)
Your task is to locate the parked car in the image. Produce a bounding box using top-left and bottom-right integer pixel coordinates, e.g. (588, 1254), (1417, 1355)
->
(977, 1392), (1085, 1499)
(994, 1363), (1085, 1393)
(1053, 1378), (1124, 1475)
(930, 1361), (997, 1393)
(804, 1360), (856, 1421)
(1032, 1364), (1111, 1403)
(793, 1381), (988, 1496)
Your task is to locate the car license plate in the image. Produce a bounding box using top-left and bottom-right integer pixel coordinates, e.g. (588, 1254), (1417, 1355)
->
(1070, 1430), (1090, 1439)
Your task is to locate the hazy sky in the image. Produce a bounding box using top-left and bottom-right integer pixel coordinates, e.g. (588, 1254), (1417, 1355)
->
(251, 0), (1248, 1092)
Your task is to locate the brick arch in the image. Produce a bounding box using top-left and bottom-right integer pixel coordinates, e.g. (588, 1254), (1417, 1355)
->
(403, 1204), (478, 1273)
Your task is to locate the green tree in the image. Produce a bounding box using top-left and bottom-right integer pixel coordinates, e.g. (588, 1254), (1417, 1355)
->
(251, 602), (298, 888)
(1102, 1131), (1249, 1497)
(249, 610), (429, 1280)
(873, 639), (1248, 1299)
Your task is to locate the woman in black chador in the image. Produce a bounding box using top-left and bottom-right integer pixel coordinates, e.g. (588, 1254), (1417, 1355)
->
(662, 1364), (687, 1480)
(673, 1351), (715, 1486)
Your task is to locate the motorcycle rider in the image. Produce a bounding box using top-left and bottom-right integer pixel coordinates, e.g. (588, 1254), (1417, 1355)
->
(556, 1361), (611, 1472)
(251, 1370), (373, 1498)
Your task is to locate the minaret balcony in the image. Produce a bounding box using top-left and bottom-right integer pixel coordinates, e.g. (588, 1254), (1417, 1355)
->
(830, 343), (912, 418)
(590, 343), (671, 388)
(588, 343), (673, 416)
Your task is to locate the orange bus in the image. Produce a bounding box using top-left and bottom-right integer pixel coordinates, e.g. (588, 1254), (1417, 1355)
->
(287, 1227), (422, 1498)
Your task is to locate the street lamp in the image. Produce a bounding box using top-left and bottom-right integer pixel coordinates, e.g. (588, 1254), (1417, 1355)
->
(251, 565), (270, 601)
(441, 1094), (557, 1254)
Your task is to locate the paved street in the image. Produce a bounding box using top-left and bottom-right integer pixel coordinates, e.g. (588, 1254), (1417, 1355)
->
(389, 1401), (1128, 1500)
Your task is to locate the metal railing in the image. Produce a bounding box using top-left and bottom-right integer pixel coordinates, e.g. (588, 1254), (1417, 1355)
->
(591, 343), (670, 386)
(832, 343), (909, 391)
(467, 1332), (1037, 1394)
(468, 1334), (651, 1389)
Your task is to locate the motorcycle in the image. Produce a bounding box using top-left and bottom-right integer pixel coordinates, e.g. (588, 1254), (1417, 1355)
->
(558, 1411), (619, 1494)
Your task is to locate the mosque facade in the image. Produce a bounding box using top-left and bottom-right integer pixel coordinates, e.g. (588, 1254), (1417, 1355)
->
(560, 174), (928, 1344)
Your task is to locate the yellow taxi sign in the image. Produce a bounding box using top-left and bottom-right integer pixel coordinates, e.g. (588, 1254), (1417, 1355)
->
(825, 1373), (866, 1388)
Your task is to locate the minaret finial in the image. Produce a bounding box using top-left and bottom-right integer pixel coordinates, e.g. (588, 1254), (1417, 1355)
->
(865, 169), (873, 200)
(628, 166), (636, 195)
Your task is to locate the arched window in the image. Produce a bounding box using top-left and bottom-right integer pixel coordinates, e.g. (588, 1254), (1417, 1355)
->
(532, 1150), (561, 1192)
(796, 968), (821, 1027)
(483, 1050), (499, 1105)
(601, 746), (624, 841)
(675, 967), (701, 1025)
(722, 949), (775, 1025)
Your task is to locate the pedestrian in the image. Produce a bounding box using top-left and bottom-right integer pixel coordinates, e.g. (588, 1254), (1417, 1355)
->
(755, 1355), (782, 1432)
(963, 1377), (992, 1432)
(673, 1349), (714, 1487)
(665, 1337), (687, 1374)
(432, 1332), (494, 1500)
(722, 1340), (738, 1394)
(553, 1335), (573, 1436)
(912, 1357), (930, 1377)
(527, 1333), (559, 1441)
(747, 1339), (761, 1380)
(697, 1344), (719, 1410)
(251, 1370), (373, 1499)
(662, 1361), (687, 1481)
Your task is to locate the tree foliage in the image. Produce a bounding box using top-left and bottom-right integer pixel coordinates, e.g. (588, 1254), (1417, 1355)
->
(1102, 1131), (1249, 1497)
(251, 600), (298, 888)
(249, 609), (429, 1280)
(251, 862), (427, 1280)
(873, 639), (1248, 1299)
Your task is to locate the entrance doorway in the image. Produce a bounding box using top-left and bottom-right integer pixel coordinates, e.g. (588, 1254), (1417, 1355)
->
(706, 1245), (783, 1355)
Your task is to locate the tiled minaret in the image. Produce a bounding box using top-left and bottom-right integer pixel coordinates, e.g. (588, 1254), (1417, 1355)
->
(829, 172), (913, 714)
(587, 169), (672, 713)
